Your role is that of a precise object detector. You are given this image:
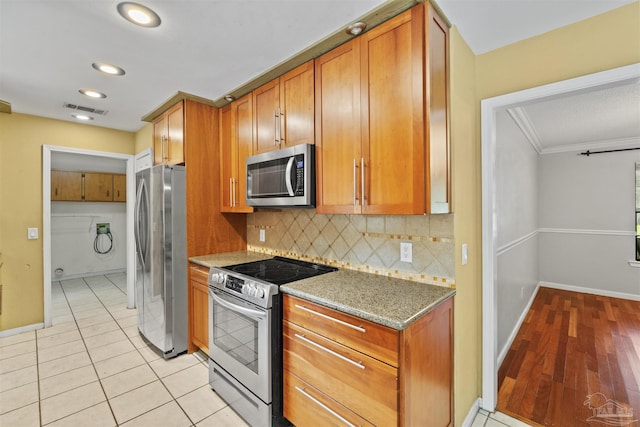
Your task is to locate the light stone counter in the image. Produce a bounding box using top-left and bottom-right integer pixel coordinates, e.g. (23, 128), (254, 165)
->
(189, 251), (455, 331)
(282, 269), (455, 330)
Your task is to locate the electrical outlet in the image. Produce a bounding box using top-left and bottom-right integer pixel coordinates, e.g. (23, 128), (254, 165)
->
(27, 228), (39, 240)
(400, 242), (412, 263)
(461, 243), (468, 265)
(259, 229), (266, 242)
(96, 223), (110, 235)
(520, 287), (524, 299)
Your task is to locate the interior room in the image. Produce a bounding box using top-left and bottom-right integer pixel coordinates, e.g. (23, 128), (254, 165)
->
(0, 1), (638, 426)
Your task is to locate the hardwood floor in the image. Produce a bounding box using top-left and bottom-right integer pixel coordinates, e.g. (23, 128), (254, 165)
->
(497, 287), (640, 427)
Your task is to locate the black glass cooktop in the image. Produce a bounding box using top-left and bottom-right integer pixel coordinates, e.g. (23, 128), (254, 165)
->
(224, 256), (337, 286)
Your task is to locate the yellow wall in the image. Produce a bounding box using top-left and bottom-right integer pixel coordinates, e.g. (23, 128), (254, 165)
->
(450, 27), (482, 425)
(449, 2), (640, 424)
(476, 1), (640, 100)
(0, 113), (135, 330)
(135, 123), (153, 154)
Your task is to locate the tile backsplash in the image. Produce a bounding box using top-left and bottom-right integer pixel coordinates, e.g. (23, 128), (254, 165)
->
(247, 209), (455, 287)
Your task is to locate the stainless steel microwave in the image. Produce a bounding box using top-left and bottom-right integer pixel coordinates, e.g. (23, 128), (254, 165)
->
(246, 144), (315, 207)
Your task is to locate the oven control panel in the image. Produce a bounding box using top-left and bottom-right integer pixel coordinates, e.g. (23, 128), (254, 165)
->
(209, 271), (268, 300)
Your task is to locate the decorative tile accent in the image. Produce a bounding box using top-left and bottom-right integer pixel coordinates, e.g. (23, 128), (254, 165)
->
(247, 209), (455, 287)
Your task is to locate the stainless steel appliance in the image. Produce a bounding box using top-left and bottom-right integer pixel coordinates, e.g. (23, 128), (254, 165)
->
(134, 164), (188, 359)
(208, 257), (337, 427)
(246, 144), (315, 207)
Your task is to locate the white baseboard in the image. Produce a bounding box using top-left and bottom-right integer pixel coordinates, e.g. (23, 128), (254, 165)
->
(52, 268), (126, 281)
(497, 283), (540, 367)
(461, 397), (482, 427)
(0, 322), (44, 338)
(539, 281), (640, 301)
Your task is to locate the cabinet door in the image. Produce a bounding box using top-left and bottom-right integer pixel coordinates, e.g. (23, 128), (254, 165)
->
(219, 104), (234, 212)
(51, 171), (83, 201)
(234, 94), (254, 212)
(112, 174), (126, 202)
(280, 61), (315, 148)
(191, 281), (209, 354)
(166, 102), (185, 165)
(426, 3), (450, 214)
(315, 39), (362, 214)
(253, 79), (279, 154)
(153, 114), (166, 165)
(84, 173), (113, 202)
(361, 6), (425, 214)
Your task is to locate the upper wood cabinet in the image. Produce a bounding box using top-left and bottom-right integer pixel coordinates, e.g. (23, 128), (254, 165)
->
(51, 171), (83, 201)
(220, 94), (254, 213)
(153, 101), (185, 165)
(51, 171), (126, 202)
(315, 4), (450, 215)
(253, 61), (314, 154)
(84, 172), (114, 202)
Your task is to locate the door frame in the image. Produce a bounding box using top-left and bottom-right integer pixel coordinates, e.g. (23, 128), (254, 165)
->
(480, 62), (640, 411)
(42, 145), (135, 327)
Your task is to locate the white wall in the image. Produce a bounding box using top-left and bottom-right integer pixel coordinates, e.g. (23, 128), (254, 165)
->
(51, 202), (127, 278)
(538, 149), (640, 297)
(495, 110), (540, 356)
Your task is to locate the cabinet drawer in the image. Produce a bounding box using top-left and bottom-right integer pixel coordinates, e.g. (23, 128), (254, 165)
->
(284, 321), (398, 426)
(283, 294), (399, 366)
(284, 370), (374, 427)
(189, 265), (209, 284)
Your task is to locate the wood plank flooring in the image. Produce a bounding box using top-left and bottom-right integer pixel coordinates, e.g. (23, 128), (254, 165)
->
(497, 287), (640, 426)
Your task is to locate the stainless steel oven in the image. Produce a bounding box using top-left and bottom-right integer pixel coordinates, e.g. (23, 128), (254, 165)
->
(207, 257), (336, 427)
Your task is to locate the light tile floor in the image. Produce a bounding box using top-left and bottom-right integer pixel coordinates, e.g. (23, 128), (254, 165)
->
(0, 273), (249, 427)
(0, 272), (530, 427)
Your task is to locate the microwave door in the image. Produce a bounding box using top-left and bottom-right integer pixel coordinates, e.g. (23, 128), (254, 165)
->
(285, 156), (295, 196)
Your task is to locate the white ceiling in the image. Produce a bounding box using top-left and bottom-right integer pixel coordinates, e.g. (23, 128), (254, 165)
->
(1, 0), (638, 148)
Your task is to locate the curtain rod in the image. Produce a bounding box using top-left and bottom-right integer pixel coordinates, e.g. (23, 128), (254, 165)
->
(580, 147), (640, 156)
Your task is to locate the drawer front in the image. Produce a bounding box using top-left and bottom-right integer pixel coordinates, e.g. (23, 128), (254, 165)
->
(284, 321), (398, 426)
(284, 370), (375, 427)
(283, 294), (399, 366)
(189, 264), (209, 284)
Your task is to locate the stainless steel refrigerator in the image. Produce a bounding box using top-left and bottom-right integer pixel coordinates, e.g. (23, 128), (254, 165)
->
(134, 164), (187, 359)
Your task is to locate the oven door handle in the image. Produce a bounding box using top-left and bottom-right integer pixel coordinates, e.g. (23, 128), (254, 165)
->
(211, 292), (267, 320)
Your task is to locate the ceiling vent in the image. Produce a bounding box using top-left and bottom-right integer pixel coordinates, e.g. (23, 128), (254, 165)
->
(63, 102), (108, 116)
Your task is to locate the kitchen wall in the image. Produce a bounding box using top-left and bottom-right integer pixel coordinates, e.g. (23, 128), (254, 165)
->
(495, 110), (539, 359)
(538, 149), (640, 296)
(51, 202), (127, 278)
(247, 210), (455, 286)
(0, 113), (135, 331)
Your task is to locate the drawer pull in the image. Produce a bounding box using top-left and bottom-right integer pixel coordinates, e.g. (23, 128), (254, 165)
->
(295, 386), (358, 427)
(294, 304), (366, 333)
(294, 333), (365, 370)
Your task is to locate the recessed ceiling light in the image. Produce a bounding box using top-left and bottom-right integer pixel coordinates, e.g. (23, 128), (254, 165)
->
(79, 88), (107, 99)
(71, 114), (93, 121)
(92, 62), (125, 76)
(117, 2), (161, 28)
(346, 22), (367, 36)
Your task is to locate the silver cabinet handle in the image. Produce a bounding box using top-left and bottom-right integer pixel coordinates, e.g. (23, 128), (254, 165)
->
(353, 159), (358, 206)
(295, 386), (357, 427)
(360, 157), (366, 206)
(274, 110), (280, 146)
(229, 178), (234, 207)
(279, 108), (285, 145)
(294, 304), (366, 332)
(294, 333), (365, 370)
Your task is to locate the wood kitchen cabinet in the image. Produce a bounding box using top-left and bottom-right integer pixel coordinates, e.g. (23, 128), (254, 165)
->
(153, 101), (184, 165)
(51, 171), (126, 202)
(51, 170), (83, 201)
(83, 172), (113, 202)
(220, 94), (254, 213)
(315, 3), (450, 215)
(188, 264), (209, 354)
(253, 61), (314, 154)
(112, 174), (126, 202)
(283, 294), (453, 427)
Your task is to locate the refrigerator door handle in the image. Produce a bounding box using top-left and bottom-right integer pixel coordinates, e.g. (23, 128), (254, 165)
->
(135, 178), (149, 263)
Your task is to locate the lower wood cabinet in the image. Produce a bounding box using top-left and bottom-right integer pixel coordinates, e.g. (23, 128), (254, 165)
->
(283, 294), (453, 427)
(188, 264), (209, 354)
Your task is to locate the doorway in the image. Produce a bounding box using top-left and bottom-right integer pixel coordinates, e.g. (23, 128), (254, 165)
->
(480, 63), (640, 411)
(42, 145), (135, 327)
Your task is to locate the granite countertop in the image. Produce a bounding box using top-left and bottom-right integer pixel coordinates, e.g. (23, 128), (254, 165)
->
(282, 270), (455, 330)
(188, 251), (455, 331)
